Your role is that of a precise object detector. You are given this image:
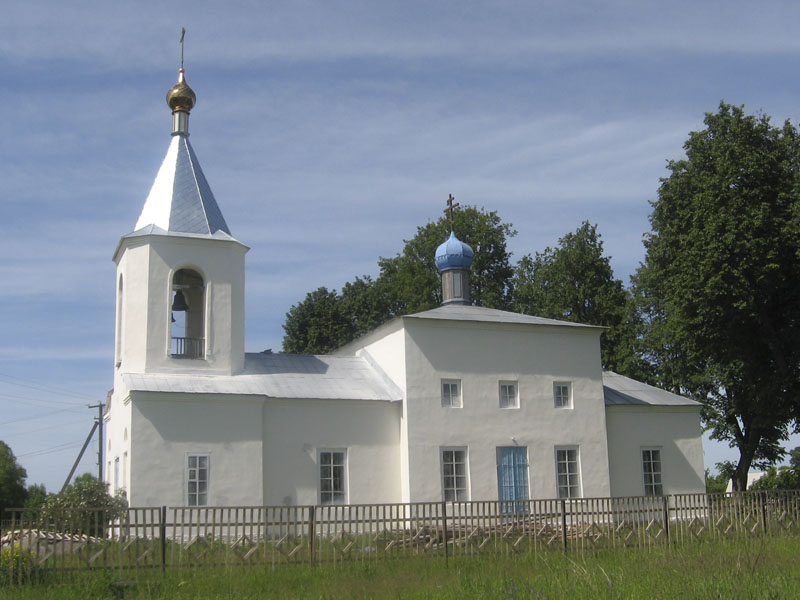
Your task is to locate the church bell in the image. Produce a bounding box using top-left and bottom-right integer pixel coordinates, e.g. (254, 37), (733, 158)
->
(171, 290), (189, 311)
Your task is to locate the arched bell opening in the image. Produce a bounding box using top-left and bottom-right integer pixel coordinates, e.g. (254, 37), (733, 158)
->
(115, 275), (124, 367)
(170, 268), (205, 358)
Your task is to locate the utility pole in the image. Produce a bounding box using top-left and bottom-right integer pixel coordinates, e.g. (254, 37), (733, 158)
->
(89, 403), (104, 481)
(62, 403), (105, 493)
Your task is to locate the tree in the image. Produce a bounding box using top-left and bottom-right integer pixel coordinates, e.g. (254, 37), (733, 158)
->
(751, 447), (800, 491)
(282, 287), (357, 354)
(635, 102), (800, 490)
(0, 441), (28, 518)
(283, 207), (516, 353)
(24, 483), (48, 509)
(377, 206), (516, 312)
(705, 469), (729, 494)
(512, 221), (641, 373)
(43, 473), (127, 535)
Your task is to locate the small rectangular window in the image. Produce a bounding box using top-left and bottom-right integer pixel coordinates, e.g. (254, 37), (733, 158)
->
(499, 381), (519, 409)
(642, 448), (663, 496)
(453, 271), (462, 298)
(441, 448), (469, 501)
(555, 447), (581, 498)
(319, 450), (347, 505)
(187, 454), (210, 506)
(554, 382), (572, 408)
(441, 379), (462, 407)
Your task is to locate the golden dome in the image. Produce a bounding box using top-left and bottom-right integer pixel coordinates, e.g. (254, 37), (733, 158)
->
(166, 68), (196, 112)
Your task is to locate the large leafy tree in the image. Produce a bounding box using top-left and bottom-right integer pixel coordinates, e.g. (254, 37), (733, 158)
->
(282, 287), (357, 354)
(636, 102), (800, 490)
(283, 207), (516, 353)
(0, 441), (28, 518)
(512, 221), (641, 374)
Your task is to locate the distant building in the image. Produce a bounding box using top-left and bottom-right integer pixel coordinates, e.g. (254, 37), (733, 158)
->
(725, 472), (766, 493)
(104, 65), (705, 507)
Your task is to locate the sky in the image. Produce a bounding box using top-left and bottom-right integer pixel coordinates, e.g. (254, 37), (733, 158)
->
(2, 0), (800, 494)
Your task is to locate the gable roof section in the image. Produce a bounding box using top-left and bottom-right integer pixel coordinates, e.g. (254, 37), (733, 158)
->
(406, 304), (604, 330)
(123, 353), (402, 401)
(603, 371), (700, 407)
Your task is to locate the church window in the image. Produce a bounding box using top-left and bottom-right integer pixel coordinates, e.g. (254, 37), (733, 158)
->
(115, 275), (123, 367)
(441, 379), (462, 407)
(642, 448), (663, 496)
(170, 269), (205, 359)
(554, 382), (572, 408)
(319, 450), (347, 505)
(114, 457), (120, 491)
(186, 454), (210, 506)
(499, 381), (518, 408)
(441, 448), (469, 501)
(555, 447), (581, 498)
(122, 451), (128, 491)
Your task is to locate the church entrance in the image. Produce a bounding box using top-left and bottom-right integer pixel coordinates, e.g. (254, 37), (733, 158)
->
(497, 446), (529, 513)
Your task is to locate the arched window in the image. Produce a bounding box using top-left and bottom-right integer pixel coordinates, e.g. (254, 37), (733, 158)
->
(170, 268), (205, 359)
(115, 275), (123, 366)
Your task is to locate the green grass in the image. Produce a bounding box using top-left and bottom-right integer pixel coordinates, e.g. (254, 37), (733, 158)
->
(2, 535), (799, 599)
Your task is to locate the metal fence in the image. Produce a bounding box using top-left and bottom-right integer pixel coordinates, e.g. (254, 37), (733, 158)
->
(2, 490), (799, 584)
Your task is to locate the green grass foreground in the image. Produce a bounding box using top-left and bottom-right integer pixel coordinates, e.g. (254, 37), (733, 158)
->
(2, 536), (799, 599)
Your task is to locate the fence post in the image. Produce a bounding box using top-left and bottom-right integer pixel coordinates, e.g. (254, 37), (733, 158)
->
(560, 499), (567, 553)
(441, 501), (449, 567)
(308, 505), (316, 568)
(761, 492), (768, 535)
(662, 495), (670, 543)
(160, 506), (167, 573)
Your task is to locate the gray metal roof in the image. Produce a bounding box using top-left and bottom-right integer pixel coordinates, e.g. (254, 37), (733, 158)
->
(406, 304), (603, 329)
(123, 353), (402, 401)
(603, 371), (700, 407)
(133, 135), (231, 236)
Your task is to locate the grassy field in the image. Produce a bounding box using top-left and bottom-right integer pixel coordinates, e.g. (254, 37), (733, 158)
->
(2, 535), (799, 599)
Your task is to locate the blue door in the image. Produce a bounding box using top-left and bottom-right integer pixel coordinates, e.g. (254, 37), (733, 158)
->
(497, 447), (529, 512)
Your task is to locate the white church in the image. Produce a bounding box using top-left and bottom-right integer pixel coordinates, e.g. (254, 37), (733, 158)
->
(104, 65), (706, 508)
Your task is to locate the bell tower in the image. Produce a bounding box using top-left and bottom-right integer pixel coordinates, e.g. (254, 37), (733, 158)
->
(112, 39), (248, 377)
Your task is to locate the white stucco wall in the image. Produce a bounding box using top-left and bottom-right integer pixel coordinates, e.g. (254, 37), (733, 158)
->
(129, 392), (264, 506)
(399, 318), (611, 502)
(605, 406), (705, 496)
(262, 398), (402, 505)
(349, 326), (408, 395)
(104, 390), (133, 498)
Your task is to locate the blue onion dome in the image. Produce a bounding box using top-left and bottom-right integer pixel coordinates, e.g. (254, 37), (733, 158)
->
(435, 231), (474, 272)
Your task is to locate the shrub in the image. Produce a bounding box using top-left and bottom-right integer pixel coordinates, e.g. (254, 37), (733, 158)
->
(0, 544), (33, 585)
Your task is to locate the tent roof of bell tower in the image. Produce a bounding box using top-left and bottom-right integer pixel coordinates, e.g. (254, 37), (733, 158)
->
(133, 134), (232, 236)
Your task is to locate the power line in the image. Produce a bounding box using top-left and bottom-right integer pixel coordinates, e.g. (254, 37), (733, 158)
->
(0, 417), (89, 438)
(0, 406), (84, 426)
(17, 440), (85, 459)
(0, 371), (99, 403)
(0, 391), (86, 408)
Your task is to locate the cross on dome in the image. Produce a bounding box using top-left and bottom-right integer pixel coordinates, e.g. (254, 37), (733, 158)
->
(443, 194), (460, 232)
